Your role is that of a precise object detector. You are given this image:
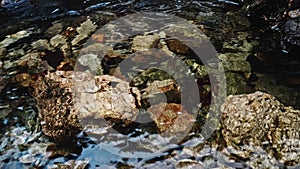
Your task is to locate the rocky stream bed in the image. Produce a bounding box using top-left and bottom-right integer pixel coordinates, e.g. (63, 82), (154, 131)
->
(0, 0), (300, 168)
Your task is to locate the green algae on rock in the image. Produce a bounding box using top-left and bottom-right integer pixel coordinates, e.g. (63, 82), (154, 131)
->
(225, 72), (253, 95)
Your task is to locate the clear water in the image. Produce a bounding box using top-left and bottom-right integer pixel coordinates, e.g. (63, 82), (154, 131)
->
(0, 0), (299, 168)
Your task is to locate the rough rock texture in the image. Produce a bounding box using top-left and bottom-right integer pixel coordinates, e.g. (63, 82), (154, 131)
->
(31, 72), (80, 141)
(221, 91), (300, 166)
(140, 79), (181, 106)
(132, 34), (160, 52)
(30, 69), (198, 144)
(148, 103), (195, 134)
(31, 71), (141, 141)
(166, 38), (190, 54)
(74, 73), (141, 122)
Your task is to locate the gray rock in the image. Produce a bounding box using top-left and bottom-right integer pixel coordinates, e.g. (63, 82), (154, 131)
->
(31, 39), (52, 51)
(132, 34), (160, 52)
(7, 48), (24, 58)
(0, 29), (32, 48)
(45, 22), (64, 37)
(50, 34), (67, 48)
(18, 154), (36, 164)
(71, 19), (97, 46)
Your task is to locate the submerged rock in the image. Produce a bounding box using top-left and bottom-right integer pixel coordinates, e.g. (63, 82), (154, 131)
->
(253, 73), (298, 106)
(31, 39), (53, 51)
(166, 38), (191, 54)
(132, 34), (160, 52)
(0, 48), (7, 58)
(246, 0), (300, 55)
(30, 70), (198, 142)
(176, 159), (205, 169)
(49, 159), (89, 169)
(0, 29), (32, 48)
(45, 21), (64, 38)
(50, 34), (67, 48)
(30, 71), (141, 141)
(283, 18), (300, 53)
(148, 103), (195, 134)
(225, 72), (253, 95)
(221, 91), (300, 166)
(71, 19), (97, 46)
(140, 79), (181, 105)
(222, 60), (251, 73)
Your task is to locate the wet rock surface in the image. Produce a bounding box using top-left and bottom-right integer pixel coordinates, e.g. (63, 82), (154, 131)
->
(248, 0), (300, 55)
(246, 0), (300, 102)
(30, 71), (141, 141)
(0, 0), (299, 168)
(221, 91), (300, 166)
(253, 73), (298, 106)
(193, 8), (259, 95)
(148, 103), (195, 134)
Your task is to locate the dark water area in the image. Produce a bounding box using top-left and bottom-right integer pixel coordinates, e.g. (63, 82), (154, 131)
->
(0, 0), (300, 168)
(0, 0), (244, 39)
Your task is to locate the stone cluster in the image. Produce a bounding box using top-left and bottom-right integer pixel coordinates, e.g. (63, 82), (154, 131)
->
(31, 71), (141, 141)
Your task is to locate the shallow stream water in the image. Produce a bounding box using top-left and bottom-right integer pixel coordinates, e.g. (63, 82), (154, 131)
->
(0, 0), (299, 168)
